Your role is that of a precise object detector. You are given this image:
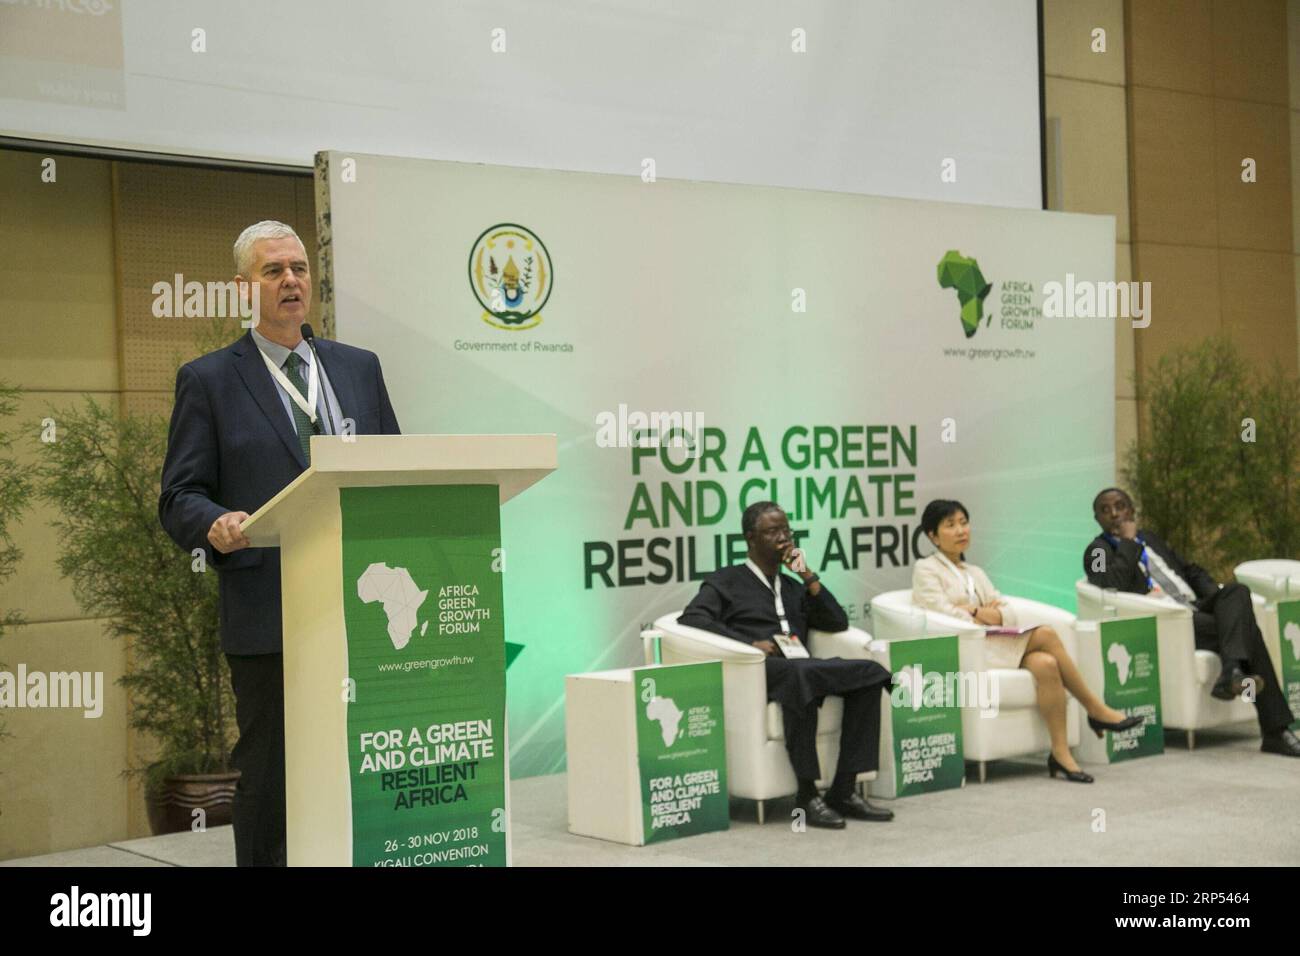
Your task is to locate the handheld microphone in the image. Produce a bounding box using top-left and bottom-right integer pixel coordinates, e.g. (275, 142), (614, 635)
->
(300, 323), (340, 437)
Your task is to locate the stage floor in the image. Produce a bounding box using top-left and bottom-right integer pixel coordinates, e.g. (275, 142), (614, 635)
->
(5, 723), (1296, 867)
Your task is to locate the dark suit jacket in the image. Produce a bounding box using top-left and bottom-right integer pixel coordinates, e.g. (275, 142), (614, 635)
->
(1082, 528), (1218, 603)
(678, 563), (850, 645)
(159, 331), (401, 655)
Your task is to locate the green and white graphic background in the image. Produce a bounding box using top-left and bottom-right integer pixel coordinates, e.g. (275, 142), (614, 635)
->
(324, 151), (1116, 776)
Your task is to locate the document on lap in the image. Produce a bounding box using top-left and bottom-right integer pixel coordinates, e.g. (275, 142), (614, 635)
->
(773, 632), (810, 659)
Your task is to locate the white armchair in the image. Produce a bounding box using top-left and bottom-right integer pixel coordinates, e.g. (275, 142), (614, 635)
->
(645, 612), (876, 824)
(870, 589), (1080, 782)
(1075, 579), (1258, 748)
(1234, 559), (1300, 601)
(1231, 560), (1298, 687)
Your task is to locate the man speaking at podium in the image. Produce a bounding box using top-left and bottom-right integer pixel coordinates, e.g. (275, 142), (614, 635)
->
(159, 221), (401, 866)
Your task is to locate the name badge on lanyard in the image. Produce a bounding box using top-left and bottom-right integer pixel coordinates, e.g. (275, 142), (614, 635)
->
(935, 552), (977, 603)
(746, 562), (810, 659)
(260, 347), (319, 425)
(746, 559), (791, 633)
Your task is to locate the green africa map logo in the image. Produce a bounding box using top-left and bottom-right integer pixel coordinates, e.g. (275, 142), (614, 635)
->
(468, 223), (554, 331)
(937, 250), (992, 339)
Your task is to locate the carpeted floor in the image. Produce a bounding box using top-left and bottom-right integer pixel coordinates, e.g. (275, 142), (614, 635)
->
(5, 723), (1295, 867)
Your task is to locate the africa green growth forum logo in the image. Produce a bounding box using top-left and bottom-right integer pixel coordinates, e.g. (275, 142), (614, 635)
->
(937, 250), (992, 339)
(468, 223), (554, 331)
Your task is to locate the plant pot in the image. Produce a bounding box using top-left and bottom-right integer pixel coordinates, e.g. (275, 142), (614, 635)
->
(146, 771), (240, 836)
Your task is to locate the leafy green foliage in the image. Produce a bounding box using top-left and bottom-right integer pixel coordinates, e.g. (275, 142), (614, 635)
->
(1233, 366), (1300, 563)
(36, 398), (233, 786)
(0, 383), (33, 632)
(0, 381), (35, 746)
(1124, 336), (1300, 580)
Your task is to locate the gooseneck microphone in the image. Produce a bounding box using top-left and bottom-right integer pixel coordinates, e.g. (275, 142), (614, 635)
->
(300, 322), (341, 437)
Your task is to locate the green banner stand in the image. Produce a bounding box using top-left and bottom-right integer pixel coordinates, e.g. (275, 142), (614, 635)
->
(634, 662), (730, 843)
(871, 633), (965, 798)
(241, 433), (557, 866)
(1075, 617), (1164, 763)
(566, 661), (728, 845)
(1278, 599), (1300, 732)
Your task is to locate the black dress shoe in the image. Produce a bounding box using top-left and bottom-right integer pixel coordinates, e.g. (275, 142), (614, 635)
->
(825, 791), (894, 822)
(1261, 728), (1300, 757)
(1211, 666), (1266, 701)
(1047, 753), (1094, 783)
(797, 795), (846, 829)
(1087, 713), (1146, 738)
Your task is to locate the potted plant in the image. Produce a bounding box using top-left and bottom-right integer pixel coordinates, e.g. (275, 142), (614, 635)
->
(35, 397), (238, 834)
(1124, 335), (1300, 577)
(0, 381), (35, 814)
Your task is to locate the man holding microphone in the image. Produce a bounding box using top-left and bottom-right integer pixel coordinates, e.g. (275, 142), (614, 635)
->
(680, 500), (895, 828)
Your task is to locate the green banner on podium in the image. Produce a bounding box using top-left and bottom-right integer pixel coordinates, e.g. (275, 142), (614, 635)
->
(340, 484), (508, 867)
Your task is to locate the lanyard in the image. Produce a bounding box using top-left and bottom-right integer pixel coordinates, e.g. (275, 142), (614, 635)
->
(934, 552), (977, 603)
(745, 559), (791, 634)
(259, 346), (318, 425)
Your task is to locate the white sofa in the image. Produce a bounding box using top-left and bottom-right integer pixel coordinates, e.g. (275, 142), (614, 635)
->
(1232, 559), (1298, 686)
(870, 589), (1080, 782)
(1075, 580), (1265, 748)
(645, 612), (876, 824)
(1234, 559), (1300, 602)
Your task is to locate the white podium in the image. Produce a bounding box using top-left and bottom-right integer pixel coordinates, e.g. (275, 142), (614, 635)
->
(242, 434), (556, 866)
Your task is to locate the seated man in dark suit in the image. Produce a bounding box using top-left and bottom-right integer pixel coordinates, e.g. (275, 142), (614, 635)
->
(1085, 488), (1298, 757)
(679, 501), (895, 828)
(159, 220), (402, 865)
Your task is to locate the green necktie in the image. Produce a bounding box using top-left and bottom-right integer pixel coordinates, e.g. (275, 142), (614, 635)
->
(283, 351), (320, 464)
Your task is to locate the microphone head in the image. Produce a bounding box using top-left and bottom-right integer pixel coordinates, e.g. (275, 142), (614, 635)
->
(300, 322), (315, 342)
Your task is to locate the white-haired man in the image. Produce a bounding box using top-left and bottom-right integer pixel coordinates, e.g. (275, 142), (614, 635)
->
(159, 221), (402, 865)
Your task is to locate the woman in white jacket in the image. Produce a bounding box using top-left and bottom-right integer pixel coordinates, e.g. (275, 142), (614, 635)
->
(911, 499), (1142, 782)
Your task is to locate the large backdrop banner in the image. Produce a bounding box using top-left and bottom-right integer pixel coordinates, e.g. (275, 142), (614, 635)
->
(319, 150), (1116, 776)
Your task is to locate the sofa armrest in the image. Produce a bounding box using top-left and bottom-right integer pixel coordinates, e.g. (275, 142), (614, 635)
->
(810, 626), (874, 660)
(1077, 579), (1191, 621)
(918, 607), (985, 639)
(1115, 592), (1189, 618)
(652, 612), (766, 664)
(1002, 596), (1078, 657)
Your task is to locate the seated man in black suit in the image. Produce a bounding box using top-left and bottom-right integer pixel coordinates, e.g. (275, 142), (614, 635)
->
(1085, 488), (1299, 757)
(679, 501), (895, 828)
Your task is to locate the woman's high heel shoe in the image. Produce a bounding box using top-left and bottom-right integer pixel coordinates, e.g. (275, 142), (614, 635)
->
(1087, 713), (1145, 738)
(1047, 753), (1094, 783)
